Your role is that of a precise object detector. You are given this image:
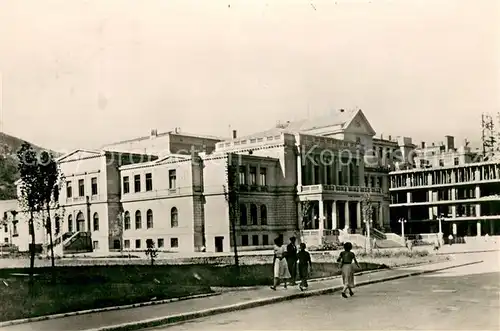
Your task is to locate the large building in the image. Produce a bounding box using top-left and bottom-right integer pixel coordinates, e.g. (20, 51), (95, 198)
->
(8, 109), (415, 254)
(389, 135), (500, 241)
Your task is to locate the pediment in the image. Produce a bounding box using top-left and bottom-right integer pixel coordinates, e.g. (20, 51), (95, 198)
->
(57, 150), (103, 163)
(343, 110), (376, 136)
(155, 154), (190, 164)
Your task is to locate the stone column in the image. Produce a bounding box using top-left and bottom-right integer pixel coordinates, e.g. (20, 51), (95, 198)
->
(297, 202), (303, 230)
(428, 189), (434, 219)
(407, 192), (412, 203)
(359, 156), (365, 186)
(476, 221), (481, 237)
(318, 200), (324, 232)
(378, 202), (384, 227)
(489, 220), (494, 235)
(344, 201), (350, 230)
(356, 201), (362, 230)
(296, 155), (302, 187)
(318, 200), (324, 246)
(451, 188), (457, 218)
(331, 201), (337, 229)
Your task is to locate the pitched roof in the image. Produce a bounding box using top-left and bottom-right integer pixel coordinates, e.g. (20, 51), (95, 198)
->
(229, 109), (359, 141)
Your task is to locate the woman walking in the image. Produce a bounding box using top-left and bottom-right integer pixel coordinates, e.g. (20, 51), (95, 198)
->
(337, 242), (360, 298)
(270, 237), (291, 290)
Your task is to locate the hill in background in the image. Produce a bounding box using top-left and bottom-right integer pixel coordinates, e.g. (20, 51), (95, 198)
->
(0, 132), (58, 200)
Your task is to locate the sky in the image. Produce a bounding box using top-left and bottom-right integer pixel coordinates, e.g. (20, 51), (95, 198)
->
(0, 0), (498, 152)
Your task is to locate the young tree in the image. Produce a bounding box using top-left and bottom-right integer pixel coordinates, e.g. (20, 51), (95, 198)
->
(300, 200), (313, 229)
(38, 150), (63, 268)
(362, 193), (373, 253)
(16, 142), (44, 287)
(145, 239), (158, 266)
(223, 157), (239, 270)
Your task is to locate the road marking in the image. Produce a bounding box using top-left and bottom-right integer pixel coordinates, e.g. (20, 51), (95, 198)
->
(432, 289), (457, 293)
(446, 306), (459, 311)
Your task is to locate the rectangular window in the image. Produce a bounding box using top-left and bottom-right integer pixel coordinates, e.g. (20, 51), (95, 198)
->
(124, 240), (130, 249)
(78, 179), (85, 197)
(169, 170), (177, 189)
(260, 168), (267, 186)
(4, 224), (7, 233)
(241, 235), (249, 246)
(66, 181), (72, 198)
(252, 234), (259, 246)
(145, 173), (153, 191)
(454, 157), (459, 166)
(134, 174), (141, 192)
(239, 166), (246, 185)
(170, 237), (179, 248)
(158, 238), (164, 248)
(249, 166), (257, 185)
(123, 176), (130, 194)
(262, 234), (269, 246)
(135, 239), (141, 249)
(439, 159), (444, 167)
(93, 241), (99, 250)
(91, 177), (98, 195)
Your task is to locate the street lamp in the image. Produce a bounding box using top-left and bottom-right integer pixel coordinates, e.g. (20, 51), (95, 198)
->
(398, 218), (407, 241)
(438, 214), (444, 245)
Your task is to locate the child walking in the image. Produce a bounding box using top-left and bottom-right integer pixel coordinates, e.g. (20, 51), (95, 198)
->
(297, 243), (312, 291)
(337, 242), (360, 298)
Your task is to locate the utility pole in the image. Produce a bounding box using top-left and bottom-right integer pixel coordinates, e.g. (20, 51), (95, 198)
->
(224, 154), (240, 270)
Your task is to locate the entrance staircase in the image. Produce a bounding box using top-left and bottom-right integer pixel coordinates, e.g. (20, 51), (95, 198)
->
(45, 231), (93, 257)
(339, 228), (405, 249)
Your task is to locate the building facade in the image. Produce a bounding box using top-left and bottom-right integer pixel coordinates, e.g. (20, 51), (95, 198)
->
(390, 136), (500, 241)
(11, 109), (415, 254)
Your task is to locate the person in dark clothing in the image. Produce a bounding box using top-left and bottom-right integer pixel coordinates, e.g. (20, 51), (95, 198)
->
(297, 243), (312, 291)
(286, 237), (298, 285)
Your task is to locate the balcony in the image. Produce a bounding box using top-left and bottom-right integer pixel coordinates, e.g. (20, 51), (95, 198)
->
(299, 184), (382, 195)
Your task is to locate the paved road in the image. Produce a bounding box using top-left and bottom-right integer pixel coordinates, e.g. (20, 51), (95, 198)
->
(149, 252), (500, 331)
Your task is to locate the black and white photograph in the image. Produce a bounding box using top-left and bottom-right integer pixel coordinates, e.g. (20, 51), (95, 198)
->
(0, 0), (498, 330)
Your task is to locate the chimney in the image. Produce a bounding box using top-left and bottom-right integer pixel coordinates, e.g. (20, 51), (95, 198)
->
(388, 135), (392, 141)
(445, 135), (455, 151)
(150, 129), (158, 138)
(232, 130), (237, 139)
(380, 134), (384, 140)
(339, 109), (345, 113)
(421, 141), (426, 149)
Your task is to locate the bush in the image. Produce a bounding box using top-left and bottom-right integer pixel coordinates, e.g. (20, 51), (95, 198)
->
(356, 249), (429, 259)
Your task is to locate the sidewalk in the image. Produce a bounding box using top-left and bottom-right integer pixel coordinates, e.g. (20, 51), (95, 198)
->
(1, 257), (483, 331)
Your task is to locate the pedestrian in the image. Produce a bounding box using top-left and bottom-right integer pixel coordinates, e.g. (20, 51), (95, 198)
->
(433, 236), (440, 251)
(337, 242), (361, 298)
(297, 242), (312, 291)
(270, 237), (291, 290)
(448, 234), (453, 246)
(286, 237), (298, 285)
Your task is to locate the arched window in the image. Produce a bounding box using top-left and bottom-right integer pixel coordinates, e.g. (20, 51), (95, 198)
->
(260, 205), (267, 225)
(93, 213), (99, 231)
(171, 207), (178, 228)
(68, 215), (73, 232)
(250, 204), (258, 225)
(135, 210), (142, 229)
(76, 212), (85, 232)
(146, 209), (153, 229)
(239, 204), (247, 225)
(124, 211), (131, 230)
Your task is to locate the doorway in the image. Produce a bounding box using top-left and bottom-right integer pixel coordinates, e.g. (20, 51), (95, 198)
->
(214, 236), (224, 252)
(76, 212), (85, 232)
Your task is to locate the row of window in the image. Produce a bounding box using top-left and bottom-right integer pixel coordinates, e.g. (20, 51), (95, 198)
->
(123, 170), (177, 194)
(123, 237), (179, 249)
(123, 207), (179, 230)
(66, 177), (98, 198)
(239, 204), (267, 225)
(238, 166), (267, 186)
(241, 234), (270, 246)
(66, 212), (100, 232)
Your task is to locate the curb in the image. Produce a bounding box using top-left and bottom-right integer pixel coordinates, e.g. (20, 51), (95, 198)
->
(85, 260), (483, 331)
(437, 248), (499, 255)
(0, 292), (221, 328)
